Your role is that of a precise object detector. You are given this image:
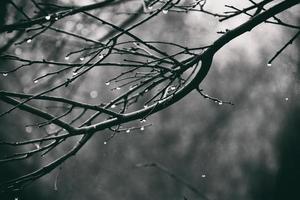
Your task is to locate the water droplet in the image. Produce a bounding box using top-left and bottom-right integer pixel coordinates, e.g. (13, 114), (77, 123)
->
(116, 87), (121, 90)
(140, 119), (146, 123)
(201, 174), (206, 178)
(65, 56), (70, 60)
(35, 143), (40, 149)
(144, 105), (148, 108)
(148, 6), (153, 10)
(14, 197), (19, 200)
(55, 17), (59, 20)
(34, 80), (39, 83)
(170, 86), (176, 90)
(90, 90), (98, 98)
(144, 89), (149, 93)
(45, 15), (51, 20)
(104, 141), (107, 145)
(72, 71), (77, 76)
(267, 63), (272, 67)
(3, 73), (8, 77)
(111, 104), (116, 108)
(285, 97), (289, 101)
(126, 129), (131, 133)
(99, 54), (104, 59)
(140, 126), (145, 131)
(80, 57), (85, 61)
(25, 126), (32, 133)
(162, 9), (168, 14)
(27, 39), (32, 43)
(218, 101), (223, 105)
(105, 82), (110, 86)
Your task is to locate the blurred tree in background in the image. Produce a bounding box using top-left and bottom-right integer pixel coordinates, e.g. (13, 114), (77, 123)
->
(0, 0), (299, 200)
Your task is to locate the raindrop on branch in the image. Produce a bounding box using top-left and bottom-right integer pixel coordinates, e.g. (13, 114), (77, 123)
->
(27, 39), (32, 43)
(80, 57), (85, 61)
(2, 73), (8, 77)
(34, 80), (39, 83)
(285, 97), (289, 101)
(267, 63), (272, 67)
(64, 56), (70, 61)
(140, 126), (145, 131)
(126, 129), (131, 133)
(162, 10), (168, 14)
(218, 101), (223, 105)
(35, 143), (40, 149)
(105, 81), (110, 86)
(99, 54), (104, 59)
(45, 15), (51, 20)
(148, 6), (153, 10)
(104, 141), (107, 145)
(111, 104), (116, 108)
(140, 119), (146, 123)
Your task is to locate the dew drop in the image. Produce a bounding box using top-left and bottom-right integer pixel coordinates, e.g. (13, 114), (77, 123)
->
(140, 119), (146, 123)
(65, 56), (70, 60)
(105, 82), (110, 86)
(140, 126), (145, 131)
(72, 71), (78, 76)
(144, 89), (149, 93)
(99, 54), (104, 59)
(144, 105), (148, 108)
(218, 101), (223, 105)
(111, 104), (116, 108)
(267, 63), (272, 67)
(45, 15), (51, 20)
(55, 17), (59, 21)
(162, 9), (168, 14)
(116, 87), (121, 90)
(148, 6), (153, 10)
(34, 80), (39, 83)
(104, 141), (107, 145)
(27, 39), (32, 43)
(126, 129), (131, 133)
(3, 73), (8, 77)
(201, 174), (206, 178)
(80, 57), (85, 61)
(285, 97), (289, 101)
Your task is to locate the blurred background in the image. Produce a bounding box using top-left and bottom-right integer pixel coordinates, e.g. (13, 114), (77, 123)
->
(0, 0), (299, 200)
